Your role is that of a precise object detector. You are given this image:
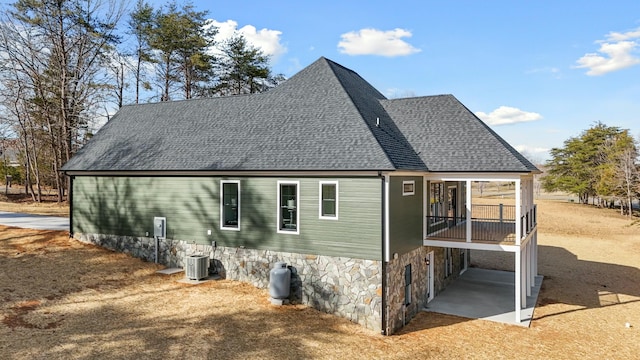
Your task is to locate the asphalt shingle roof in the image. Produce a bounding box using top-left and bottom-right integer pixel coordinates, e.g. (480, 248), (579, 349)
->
(380, 95), (539, 172)
(62, 57), (538, 174)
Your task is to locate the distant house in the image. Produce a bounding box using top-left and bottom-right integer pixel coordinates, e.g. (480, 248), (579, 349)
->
(62, 57), (539, 335)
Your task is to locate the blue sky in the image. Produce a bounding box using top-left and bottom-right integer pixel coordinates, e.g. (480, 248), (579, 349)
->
(149, 0), (640, 162)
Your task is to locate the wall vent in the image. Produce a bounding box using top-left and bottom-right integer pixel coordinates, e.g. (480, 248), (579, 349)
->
(185, 255), (209, 280)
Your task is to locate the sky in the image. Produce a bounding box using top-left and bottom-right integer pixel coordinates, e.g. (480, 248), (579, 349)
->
(148, 0), (640, 163)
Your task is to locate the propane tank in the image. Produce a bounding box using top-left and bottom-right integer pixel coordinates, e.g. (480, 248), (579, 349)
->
(269, 262), (291, 299)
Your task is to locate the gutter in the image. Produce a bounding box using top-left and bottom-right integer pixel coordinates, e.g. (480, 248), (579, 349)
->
(68, 175), (74, 237)
(380, 173), (387, 335)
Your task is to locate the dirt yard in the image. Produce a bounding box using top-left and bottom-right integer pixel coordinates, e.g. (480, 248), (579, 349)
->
(1, 199), (639, 359)
(0, 191), (69, 217)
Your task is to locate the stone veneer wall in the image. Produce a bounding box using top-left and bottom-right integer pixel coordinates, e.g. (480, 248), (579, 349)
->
(384, 246), (464, 334)
(74, 233), (383, 332)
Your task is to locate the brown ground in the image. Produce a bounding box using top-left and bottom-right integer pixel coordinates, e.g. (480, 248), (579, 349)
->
(0, 191), (69, 217)
(0, 199), (639, 359)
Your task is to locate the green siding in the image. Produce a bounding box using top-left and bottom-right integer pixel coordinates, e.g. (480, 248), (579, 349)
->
(388, 176), (423, 256)
(72, 176), (382, 260)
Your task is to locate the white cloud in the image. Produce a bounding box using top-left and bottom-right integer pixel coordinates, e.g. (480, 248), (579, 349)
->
(210, 20), (287, 60)
(385, 88), (416, 99)
(574, 27), (640, 76)
(338, 28), (421, 57)
(475, 106), (542, 126)
(514, 145), (549, 154)
(514, 145), (550, 162)
(605, 28), (640, 42)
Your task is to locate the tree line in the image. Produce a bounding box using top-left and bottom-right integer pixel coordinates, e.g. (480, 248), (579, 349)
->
(0, 0), (281, 202)
(542, 122), (639, 218)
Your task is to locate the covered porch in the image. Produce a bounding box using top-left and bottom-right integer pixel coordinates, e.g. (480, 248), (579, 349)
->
(424, 267), (543, 326)
(423, 173), (539, 324)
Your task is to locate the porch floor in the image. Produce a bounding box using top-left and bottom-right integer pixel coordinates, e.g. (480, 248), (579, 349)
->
(423, 268), (543, 327)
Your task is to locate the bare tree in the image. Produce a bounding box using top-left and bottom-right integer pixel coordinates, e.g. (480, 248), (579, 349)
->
(0, 0), (125, 202)
(613, 145), (639, 217)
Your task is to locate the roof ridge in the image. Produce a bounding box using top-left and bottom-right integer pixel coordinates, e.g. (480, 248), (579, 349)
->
(324, 60), (426, 170)
(381, 94), (454, 102)
(322, 60), (399, 170)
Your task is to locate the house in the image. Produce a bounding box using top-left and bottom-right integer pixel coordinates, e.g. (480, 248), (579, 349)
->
(61, 57), (540, 335)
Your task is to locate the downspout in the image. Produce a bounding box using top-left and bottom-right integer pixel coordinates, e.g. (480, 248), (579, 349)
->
(68, 175), (74, 238)
(380, 173), (387, 335)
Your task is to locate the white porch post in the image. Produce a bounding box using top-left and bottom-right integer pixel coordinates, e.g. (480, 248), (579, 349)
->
(515, 179), (521, 245)
(521, 249), (527, 308)
(533, 231), (538, 277)
(515, 247), (522, 322)
(529, 240), (535, 290)
(466, 180), (472, 242)
(526, 242), (532, 297)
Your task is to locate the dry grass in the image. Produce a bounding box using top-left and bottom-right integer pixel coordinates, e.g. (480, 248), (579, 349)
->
(1, 199), (639, 359)
(0, 192), (69, 217)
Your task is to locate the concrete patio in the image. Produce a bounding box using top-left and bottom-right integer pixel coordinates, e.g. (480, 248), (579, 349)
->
(424, 267), (543, 327)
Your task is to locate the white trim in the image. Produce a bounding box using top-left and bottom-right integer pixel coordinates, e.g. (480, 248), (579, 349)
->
(424, 172), (529, 181)
(423, 239), (520, 252)
(402, 180), (415, 196)
(220, 180), (241, 231)
(515, 247), (522, 322)
(318, 180), (339, 220)
(277, 180), (300, 235)
(515, 179), (521, 245)
(382, 170), (427, 177)
(465, 180), (472, 243)
(459, 249), (469, 275)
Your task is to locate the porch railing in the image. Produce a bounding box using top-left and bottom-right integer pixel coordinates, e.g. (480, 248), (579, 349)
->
(426, 204), (537, 243)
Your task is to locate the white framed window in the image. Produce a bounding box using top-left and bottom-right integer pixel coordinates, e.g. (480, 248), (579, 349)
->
(277, 180), (299, 234)
(319, 181), (338, 220)
(220, 180), (240, 231)
(402, 180), (415, 196)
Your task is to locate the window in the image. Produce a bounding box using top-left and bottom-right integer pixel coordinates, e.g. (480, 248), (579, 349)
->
(430, 182), (445, 222)
(277, 181), (299, 234)
(404, 264), (412, 305)
(319, 181), (338, 219)
(220, 180), (240, 230)
(402, 180), (415, 196)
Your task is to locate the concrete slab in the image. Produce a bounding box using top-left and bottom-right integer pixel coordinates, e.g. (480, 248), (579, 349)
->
(0, 211), (69, 231)
(176, 274), (221, 285)
(156, 268), (184, 275)
(424, 267), (543, 327)
(270, 298), (290, 306)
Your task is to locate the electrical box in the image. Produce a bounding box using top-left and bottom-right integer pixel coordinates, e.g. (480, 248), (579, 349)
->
(153, 217), (166, 239)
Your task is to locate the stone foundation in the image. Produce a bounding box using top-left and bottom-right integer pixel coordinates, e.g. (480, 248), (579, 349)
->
(384, 246), (465, 334)
(384, 246), (430, 334)
(75, 233), (383, 332)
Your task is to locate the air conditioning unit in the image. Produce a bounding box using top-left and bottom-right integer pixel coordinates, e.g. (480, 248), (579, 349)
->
(185, 255), (209, 280)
